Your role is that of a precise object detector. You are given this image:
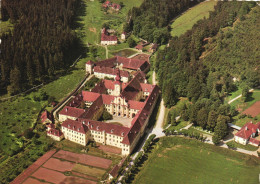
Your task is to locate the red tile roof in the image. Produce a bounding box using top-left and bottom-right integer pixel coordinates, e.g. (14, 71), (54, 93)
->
(91, 81), (108, 94)
(135, 44), (143, 50)
(101, 33), (117, 42)
(68, 93), (84, 107)
(116, 56), (149, 71)
(86, 60), (94, 65)
(140, 83), (154, 93)
(109, 165), (119, 177)
(102, 94), (115, 105)
(59, 106), (85, 118)
(62, 119), (88, 134)
(41, 110), (53, 123)
(47, 128), (63, 137)
(82, 91), (100, 102)
(78, 118), (130, 137)
(128, 100), (144, 110)
(235, 122), (260, 140)
(249, 137), (260, 146)
(93, 66), (129, 78)
(80, 95), (104, 119)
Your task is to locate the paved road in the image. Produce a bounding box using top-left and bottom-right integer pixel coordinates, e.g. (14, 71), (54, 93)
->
(228, 88), (254, 104)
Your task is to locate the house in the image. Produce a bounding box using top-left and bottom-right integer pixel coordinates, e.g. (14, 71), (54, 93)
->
(102, 1), (121, 11)
(41, 110), (53, 124)
(85, 56), (150, 78)
(57, 65), (159, 155)
(121, 32), (126, 40)
(47, 128), (64, 141)
(234, 122), (260, 146)
(135, 41), (150, 51)
(101, 28), (117, 45)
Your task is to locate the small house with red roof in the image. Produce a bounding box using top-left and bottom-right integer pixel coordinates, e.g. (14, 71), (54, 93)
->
(47, 128), (64, 141)
(234, 122), (260, 146)
(41, 110), (53, 124)
(102, 1), (121, 11)
(101, 28), (117, 45)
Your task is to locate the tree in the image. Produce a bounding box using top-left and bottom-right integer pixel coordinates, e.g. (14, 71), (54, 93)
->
(196, 108), (208, 129)
(24, 129), (34, 139)
(241, 85), (250, 102)
(127, 37), (136, 48)
(212, 135), (221, 145)
(102, 110), (112, 120)
(226, 141), (237, 149)
(7, 67), (22, 95)
(214, 115), (229, 139)
(207, 110), (218, 131)
(162, 79), (178, 108)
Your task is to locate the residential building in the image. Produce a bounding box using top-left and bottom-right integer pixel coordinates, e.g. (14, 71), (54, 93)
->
(234, 122), (260, 146)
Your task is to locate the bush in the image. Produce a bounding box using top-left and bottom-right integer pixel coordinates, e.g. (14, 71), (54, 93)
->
(102, 110), (113, 120)
(212, 135), (221, 145)
(127, 37), (136, 48)
(23, 129), (34, 139)
(226, 141), (237, 149)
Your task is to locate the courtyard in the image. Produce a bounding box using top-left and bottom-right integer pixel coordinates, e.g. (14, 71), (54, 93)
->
(106, 116), (133, 128)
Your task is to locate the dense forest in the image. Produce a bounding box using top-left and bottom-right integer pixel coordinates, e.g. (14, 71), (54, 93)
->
(128, 1), (259, 142)
(124, 0), (199, 44)
(0, 0), (81, 95)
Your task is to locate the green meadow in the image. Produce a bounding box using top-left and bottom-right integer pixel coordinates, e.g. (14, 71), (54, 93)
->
(134, 137), (260, 184)
(171, 1), (217, 37)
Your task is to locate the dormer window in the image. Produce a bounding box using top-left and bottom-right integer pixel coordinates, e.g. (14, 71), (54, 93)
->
(111, 129), (114, 133)
(68, 124), (70, 128)
(88, 121), (90, 125)
(121, 132), (125, 136)
(78, 128), (80, 131)
(91, 125), (93, 128)
(83, 121), (86, 124)
(66, 108), (68, 112)
(97, 126), (99, 130)
(73, 126), (76, 129)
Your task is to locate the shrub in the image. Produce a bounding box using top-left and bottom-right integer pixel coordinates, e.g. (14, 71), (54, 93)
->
(226, 141), (237, 149)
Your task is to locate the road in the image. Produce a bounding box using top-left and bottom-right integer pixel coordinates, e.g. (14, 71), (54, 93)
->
(228, 88), (254, 104)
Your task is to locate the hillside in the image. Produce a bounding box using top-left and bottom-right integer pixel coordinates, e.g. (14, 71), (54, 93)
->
(202, 6), (260, 85)
(171, 0), (217, 37)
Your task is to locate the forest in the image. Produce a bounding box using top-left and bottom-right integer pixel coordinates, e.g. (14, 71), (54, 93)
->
(124, 0), (199, 44)
(0, 0), (81, 95)
(128, 1), (259, 143)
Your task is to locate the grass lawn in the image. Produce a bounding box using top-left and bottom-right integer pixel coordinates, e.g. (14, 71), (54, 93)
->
(232, 114), (260, 127)
(227, 140), (258, 151)
(171, 1), (217, 37)
(134, 137), (260, 184)
(229, 90), (260, 109)
(167, 121), (190, 131)
(78, 0), (143, 45)
(72, 164), (106, 178)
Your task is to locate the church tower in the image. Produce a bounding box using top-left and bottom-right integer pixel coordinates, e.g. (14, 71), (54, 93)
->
(114, 70), (121, 96)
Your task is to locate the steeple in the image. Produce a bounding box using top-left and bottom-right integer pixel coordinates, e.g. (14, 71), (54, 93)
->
(114, 69), (121, 96)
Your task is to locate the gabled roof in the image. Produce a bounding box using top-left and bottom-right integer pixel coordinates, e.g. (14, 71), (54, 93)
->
(235, 122), (260, 140)
(80, 95), (104, 119)
(59, 106), (85, 118)
(109, 165), (119, 178)
(101, 33), (117, 41)
(68, 93), (84, 107)
(128, 100), (145, 110)
(82, 91), (100, 102)
(41, 110), (53, 123)
(78, 118), (130, 137)
(86, 60), (94, 65)
(93, 66), (129, 78)
(47, 128), (63, 137)
(62, 119), (88, 134)
(249, 137), (260, 145)
(102, 94), (115, 105)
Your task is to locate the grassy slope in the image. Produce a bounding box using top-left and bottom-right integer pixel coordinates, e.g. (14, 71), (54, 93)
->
(171, 1), (217, 37)
(0, 20), (13, 36)
(134, 137), (260, 184)
(80, 0), (143, 44)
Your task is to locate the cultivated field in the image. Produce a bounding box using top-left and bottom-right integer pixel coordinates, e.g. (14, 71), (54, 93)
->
(242, 101), (260, 117)
(11, 149), (114, 183)
(134, 137), (260, 184)
(171, 1), (217, 37)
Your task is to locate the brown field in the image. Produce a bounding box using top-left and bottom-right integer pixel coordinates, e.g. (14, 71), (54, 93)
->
(32, 167), (96, 184)
(11, 150), (56, 184)
(53, 150), (112, 169)
(43, 158), (75, 172)
(12, 149), (115, 183)
(73, 164), (106, 178)
(98, 144), (121, 154)
(23, 178), (47, 184)
(71, 171), (98, 181)
(242, 101), (260, 117)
